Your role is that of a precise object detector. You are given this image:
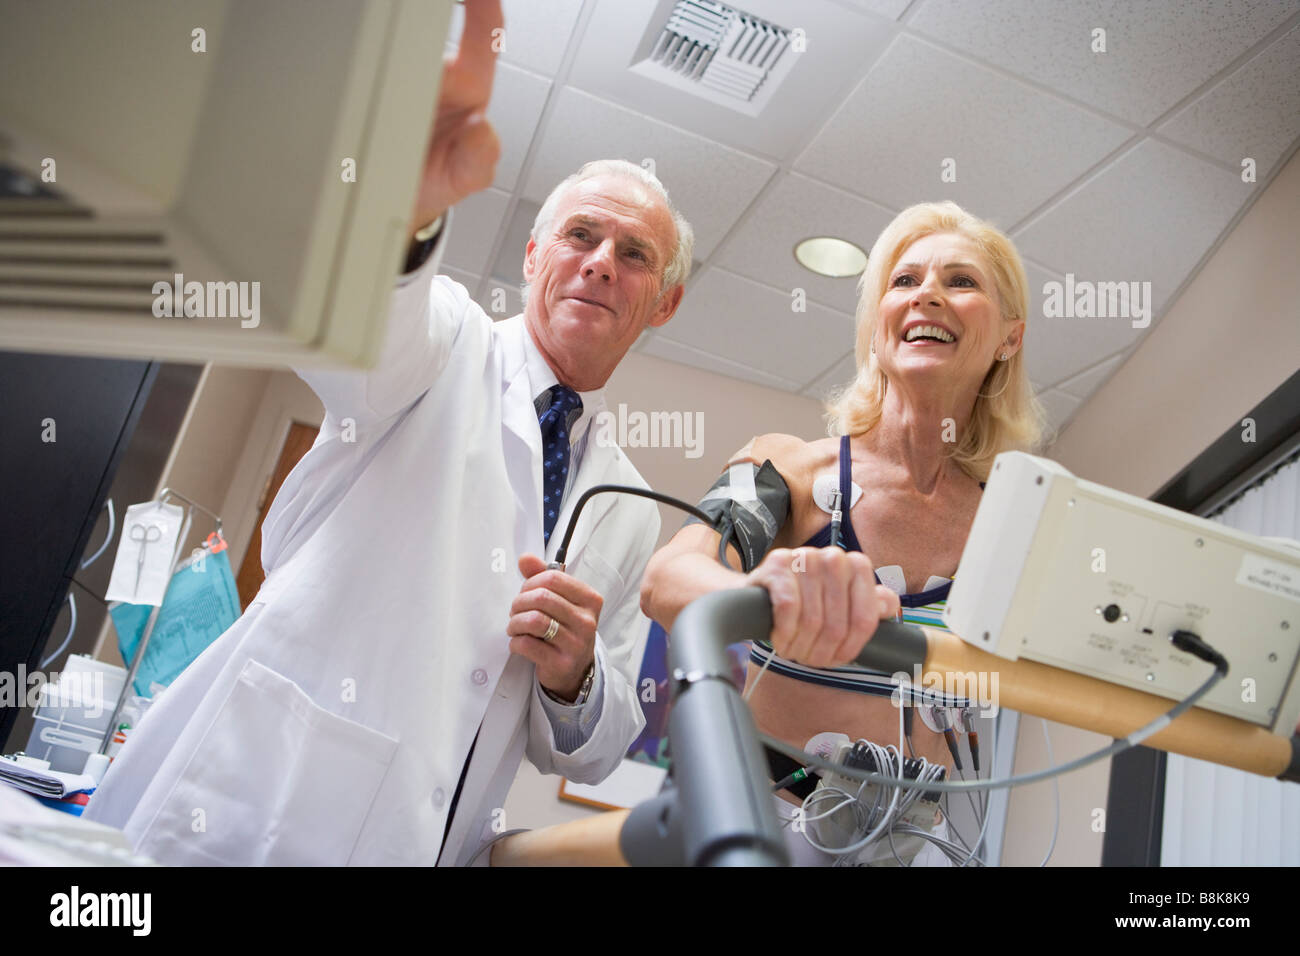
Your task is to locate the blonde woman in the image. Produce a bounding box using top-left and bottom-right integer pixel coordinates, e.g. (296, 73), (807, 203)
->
(640, 201), (1045, 864)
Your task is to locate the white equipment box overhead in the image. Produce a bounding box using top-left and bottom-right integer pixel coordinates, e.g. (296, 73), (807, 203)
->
(0, 0), (450, 368)
(945, 452), (1300, 735)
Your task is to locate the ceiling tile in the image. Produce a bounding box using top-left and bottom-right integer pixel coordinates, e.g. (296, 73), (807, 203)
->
(480, 275), (524, 321)
(522, 87), (778, 257)
(1057, 351), (1127, 400)
(907, 0), (1299, 126)
(836, 0), (913, 20)
(441, 187), (511, 277)
(1014, 139), (1244, 318)
(489, 198), (541, 284)
(440, 267), (523, 323)
(569, 0), (893, 159)
(440, 265), (480, 299)
(488, 64), (552, 192)
(1020, 263), (1148, 389)
(802, 351), (857, 401)
(659, 267), (854, 387)
(1158, 22), (1300, 179)
(639, 334), (804, 391)
(795, 34), (1132, 227)
(715, 173), (894, 313)
(447, 0), (586, 76)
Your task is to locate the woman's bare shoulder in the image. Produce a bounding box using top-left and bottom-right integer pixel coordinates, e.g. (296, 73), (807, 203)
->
(727, 433), (837, 491)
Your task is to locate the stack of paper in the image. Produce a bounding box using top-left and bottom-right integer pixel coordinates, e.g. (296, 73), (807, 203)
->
(0, 756), (97, 798)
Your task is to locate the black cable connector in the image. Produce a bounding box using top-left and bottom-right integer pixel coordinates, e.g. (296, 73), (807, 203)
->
(771, 767), (811, 793)
(829, 489), (845, 551)
(1169, 629), (1229, 676)
(942, 727), (964, 772)
(960, 708), (980, 774)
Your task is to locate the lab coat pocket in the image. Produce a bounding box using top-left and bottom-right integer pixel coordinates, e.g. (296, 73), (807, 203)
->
(144, 658), (398, 866)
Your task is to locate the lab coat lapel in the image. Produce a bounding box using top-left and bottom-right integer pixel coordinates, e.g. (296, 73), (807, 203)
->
(497, 320), (544, 560)
(546, 425), (621, 569)
(439, 319), (541, 867)
(444, 440), (626, 866)
(439, 651), (531, 866)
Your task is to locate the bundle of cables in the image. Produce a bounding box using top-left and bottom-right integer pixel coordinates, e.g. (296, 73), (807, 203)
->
(780, 697), (995, 867)
(798, 738), (949, 866)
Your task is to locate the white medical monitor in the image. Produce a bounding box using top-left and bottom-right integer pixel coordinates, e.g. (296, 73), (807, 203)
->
(0, 0), (450, 367)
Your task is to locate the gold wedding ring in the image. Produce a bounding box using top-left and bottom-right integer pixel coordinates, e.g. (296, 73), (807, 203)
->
(542, 616), (559, 643)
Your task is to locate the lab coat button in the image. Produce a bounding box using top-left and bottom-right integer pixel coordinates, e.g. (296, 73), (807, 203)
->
(471, 668), (488, 686)
(432, 788), (446, 809)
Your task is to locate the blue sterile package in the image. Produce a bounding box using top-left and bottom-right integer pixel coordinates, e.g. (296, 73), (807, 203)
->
(109, 548), (242, 696)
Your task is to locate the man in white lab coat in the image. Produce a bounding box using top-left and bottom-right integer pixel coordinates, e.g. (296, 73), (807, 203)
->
(84, 0), (690, 865)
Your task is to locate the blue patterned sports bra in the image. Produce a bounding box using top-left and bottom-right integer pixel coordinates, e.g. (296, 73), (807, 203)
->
(748, 435), (981, 704)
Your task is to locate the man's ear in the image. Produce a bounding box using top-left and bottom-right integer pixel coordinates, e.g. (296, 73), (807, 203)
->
(522, 237), (538, 283)
(649, 284), (684, 329)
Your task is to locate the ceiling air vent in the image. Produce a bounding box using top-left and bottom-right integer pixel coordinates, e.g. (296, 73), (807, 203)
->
(638, 0), (796, 114)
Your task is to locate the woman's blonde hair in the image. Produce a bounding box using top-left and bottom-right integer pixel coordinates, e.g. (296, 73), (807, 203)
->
(827, 201), (1046, 480)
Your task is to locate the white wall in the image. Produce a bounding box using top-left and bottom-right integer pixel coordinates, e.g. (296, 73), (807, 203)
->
(607, 349), (834, 547)
(1049, 150), (1300, 499)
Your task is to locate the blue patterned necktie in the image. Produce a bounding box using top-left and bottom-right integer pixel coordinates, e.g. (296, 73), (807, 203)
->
(537, 384), (583, 545)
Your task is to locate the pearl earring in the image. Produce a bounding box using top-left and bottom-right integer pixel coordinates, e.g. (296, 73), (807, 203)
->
(999, 352), (1008, 361)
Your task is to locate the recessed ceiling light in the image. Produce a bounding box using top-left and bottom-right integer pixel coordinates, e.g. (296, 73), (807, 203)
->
(794, 236), (867, 278)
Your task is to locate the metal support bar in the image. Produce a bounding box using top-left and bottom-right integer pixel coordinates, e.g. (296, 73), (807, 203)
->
(98, 489), (221, 753)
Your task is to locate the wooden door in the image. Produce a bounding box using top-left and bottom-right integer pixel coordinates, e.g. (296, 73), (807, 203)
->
(235, 421), (320, 609)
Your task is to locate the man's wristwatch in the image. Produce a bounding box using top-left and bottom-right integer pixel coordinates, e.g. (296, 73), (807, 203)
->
(544, 662), (595, 707)
(402, 215), (444, 275)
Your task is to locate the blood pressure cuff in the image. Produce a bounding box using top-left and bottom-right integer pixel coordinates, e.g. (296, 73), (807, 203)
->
(684, 460), (790, 573)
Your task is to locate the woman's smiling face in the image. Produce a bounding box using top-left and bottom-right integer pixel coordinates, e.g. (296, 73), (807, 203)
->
(874, 232), (1019, 390)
